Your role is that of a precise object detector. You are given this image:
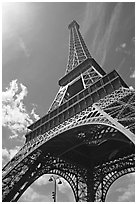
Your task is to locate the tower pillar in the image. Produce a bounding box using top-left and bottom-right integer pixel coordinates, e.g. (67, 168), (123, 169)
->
(87, 168), (95, 201)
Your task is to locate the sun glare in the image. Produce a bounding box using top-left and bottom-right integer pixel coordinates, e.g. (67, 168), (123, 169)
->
(2, 2), (31, 36)
(3, 2), (29, 18)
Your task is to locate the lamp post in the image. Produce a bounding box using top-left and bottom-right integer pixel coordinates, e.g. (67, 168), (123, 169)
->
(49, 175), (62, 202)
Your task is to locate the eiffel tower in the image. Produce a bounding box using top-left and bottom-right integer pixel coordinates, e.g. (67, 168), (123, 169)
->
(2, 20), (135, 202)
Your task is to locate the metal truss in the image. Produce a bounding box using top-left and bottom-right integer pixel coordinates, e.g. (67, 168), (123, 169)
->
(66, 20), (91, 74)
(94, 154), (135, 201)
(48, 21), (105, 112)
(2, 148), (135, 202)
(82, 66), (102, 88)
(48, 86), (68, 112)
(4, 153), (88, 202)
(3, 87), (135, 177)
(2, 86), (135, 202)
(48, 64), (103, 112)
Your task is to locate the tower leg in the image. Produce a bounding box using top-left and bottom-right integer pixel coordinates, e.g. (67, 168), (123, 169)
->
(101, 164), (104, 202)
(87, 168), (95, 201)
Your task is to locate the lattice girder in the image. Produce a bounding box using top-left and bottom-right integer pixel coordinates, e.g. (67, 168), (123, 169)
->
(66, 20), (91, 73)
(3, 87), (135, 179)
(2, 86), (135, 202)
(48, 86), (68, 112)
(2, 123), (134, 202)
(3, 148), (135, 202)
(82, 66), (102, 88)
(94, 154), (135, 201)
(48, 64), (103, 112)
(15, 160), (82, 201)
(3, 150), (90, 202)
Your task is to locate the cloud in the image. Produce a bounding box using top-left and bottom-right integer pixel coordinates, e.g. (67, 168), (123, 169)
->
(19, 186), (50, 202)
(35, 175), (69, 191)
(35, 174), (51, 186)
(121, 43), (126, 48)
(19, 178), (74, 202)
(106, 173), (135, 202)
(2, 146), (21, 166)
(3, 3), (31, 60)
(34, 174), (71, 195)
(81, 2), (105, 35)
(2, 148), (9, 159)
(81, 3), (123, 66)
(18, 36), (30, 58)
(115, 43), (126, 52)
(57, 178), (70, 194)
(2, 80), (40, 139)
(130, 70), (135, 78)
(130, 68), (135, 78)
(2, 146), (20, 160)
(114, 173), (135, 202)
(115, 42), (132, 57)
(8, 146), (21, 159)
(95, 3), (122, 66)
(117, 174), (135, 202)
(117, 184), (135, 201)
(2, 149), (9, 167)
(31, 105), (40, 121)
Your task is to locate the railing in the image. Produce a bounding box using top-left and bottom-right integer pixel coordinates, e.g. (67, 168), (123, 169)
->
(26, 70), (128, 142)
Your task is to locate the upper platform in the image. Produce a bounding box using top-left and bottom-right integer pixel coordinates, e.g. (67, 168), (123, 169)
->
(26, 70), (129, 141)
(59, 57), (106, 86)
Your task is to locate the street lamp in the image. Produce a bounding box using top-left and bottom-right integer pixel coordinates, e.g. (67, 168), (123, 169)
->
(49, 175), (62, 202)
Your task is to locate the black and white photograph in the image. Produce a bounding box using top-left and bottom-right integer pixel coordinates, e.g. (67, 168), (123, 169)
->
(2, 2), (135, 202)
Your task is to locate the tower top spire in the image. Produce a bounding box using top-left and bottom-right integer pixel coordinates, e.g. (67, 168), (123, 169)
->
(68, 20), (80, 30)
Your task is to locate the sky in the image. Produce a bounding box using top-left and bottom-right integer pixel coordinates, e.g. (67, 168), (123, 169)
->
(2, 2), (135, 202)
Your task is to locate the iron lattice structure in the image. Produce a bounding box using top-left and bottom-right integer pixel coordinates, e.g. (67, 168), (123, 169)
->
(2, 20), (135, 202)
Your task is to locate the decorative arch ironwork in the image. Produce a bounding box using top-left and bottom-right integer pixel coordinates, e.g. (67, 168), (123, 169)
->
(94, 154), (135, 201)
(2, 121), (134, 202)
(10, 154), (88, 202)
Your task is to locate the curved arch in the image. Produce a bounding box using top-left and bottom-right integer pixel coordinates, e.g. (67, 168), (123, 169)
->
(104, 167), (135, 201)
(105, 171), (135, 202)
(17, 172), (76, 202)
(2, 121), (135, 202)
(59, 120), (135, 145)
(94, 154), (135, 202)
(12, 160), (85, 202)
(2, 119), (134, 180)
(39, 121), (134, 157)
